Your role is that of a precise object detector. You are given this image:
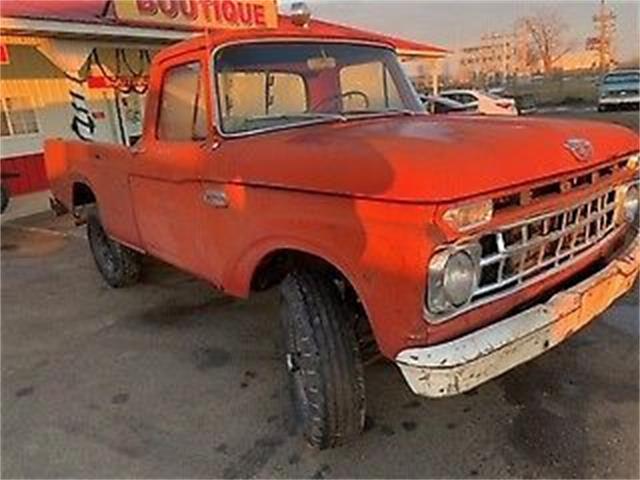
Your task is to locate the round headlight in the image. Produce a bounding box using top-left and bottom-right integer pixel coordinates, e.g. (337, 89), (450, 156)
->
(442, 251), (476, 307)
(624, 184), (639, 224)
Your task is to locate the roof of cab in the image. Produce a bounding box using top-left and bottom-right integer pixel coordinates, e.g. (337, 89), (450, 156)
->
(154, 15), (423, 62)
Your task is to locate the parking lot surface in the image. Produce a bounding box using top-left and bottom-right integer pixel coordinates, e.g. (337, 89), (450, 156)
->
(2, 110), (639, 479)
(541, 108), (639, 132)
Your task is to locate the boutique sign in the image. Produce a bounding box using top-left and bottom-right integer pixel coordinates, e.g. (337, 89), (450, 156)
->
(114, 0), (279, 30)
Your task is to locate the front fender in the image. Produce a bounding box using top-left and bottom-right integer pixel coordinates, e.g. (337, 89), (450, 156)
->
(224, 234), (363, 302)
(214, 188), (434, 358)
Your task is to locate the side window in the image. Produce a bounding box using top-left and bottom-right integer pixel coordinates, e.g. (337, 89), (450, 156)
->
(217, 71), (307, 133)
(461, 93), (478, 104)
(339, 62), (402, 111)
(157, 62), (207, 141)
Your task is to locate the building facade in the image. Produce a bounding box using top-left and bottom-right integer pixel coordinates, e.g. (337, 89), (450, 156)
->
(0, 1), (190, 195)
(458, 28), (530, 85)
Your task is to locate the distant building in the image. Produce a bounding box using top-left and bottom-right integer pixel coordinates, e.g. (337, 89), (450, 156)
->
(458, 27), (530, 85)
(457, 1), (620, 85)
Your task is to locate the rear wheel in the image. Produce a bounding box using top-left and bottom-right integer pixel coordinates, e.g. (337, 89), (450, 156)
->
(87, 208), (141, 288)
(280, 269), (366, 449)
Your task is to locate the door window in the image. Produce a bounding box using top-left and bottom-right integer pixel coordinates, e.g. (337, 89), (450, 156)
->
(157, 62), (207, 141)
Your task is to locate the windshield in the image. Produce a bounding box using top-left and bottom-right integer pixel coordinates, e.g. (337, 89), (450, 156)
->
(214, 42), (422, 135)
(603, 72), (640, 84)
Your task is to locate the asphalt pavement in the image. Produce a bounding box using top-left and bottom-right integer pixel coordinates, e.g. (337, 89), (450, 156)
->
(539, 107), (639, 132)
(1, 109), (639, 479)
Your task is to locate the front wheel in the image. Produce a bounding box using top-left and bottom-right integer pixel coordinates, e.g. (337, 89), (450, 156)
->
(87, 208), (142, 288)
(280, 269), (366, 449)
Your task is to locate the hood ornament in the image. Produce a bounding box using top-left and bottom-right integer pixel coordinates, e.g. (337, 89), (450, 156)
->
(564, 138), (594, 162)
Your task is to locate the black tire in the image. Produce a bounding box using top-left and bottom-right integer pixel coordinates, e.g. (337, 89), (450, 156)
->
(1, 183), (9, 214)
(87, 208), (141, 288)
(280, 269), (366, 449)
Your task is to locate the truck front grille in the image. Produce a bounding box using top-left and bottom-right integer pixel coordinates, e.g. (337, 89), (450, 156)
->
(474, 188), (618, 300)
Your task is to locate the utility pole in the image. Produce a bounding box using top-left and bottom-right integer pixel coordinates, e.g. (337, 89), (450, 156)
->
(593, 0), (616, 72)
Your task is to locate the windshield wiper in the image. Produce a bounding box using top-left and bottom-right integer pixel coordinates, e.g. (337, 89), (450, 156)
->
(304, 112), (348, 122)
(342, 109), (418, 119)
(246, 112), (346, 123)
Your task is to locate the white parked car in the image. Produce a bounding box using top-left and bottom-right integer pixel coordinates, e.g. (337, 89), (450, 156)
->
(440, 89), (518, 116)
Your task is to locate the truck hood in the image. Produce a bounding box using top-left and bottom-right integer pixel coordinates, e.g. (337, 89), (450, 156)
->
(225, 115), (639, 203)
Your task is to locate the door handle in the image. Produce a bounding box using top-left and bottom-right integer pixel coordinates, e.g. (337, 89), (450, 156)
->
(203, 189), (229, 208)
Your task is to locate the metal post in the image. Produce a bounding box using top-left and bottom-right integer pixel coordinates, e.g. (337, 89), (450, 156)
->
(431, 59), (439, 95)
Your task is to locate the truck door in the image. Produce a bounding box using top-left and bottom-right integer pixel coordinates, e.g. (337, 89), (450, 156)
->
(129, 60), (213, 278)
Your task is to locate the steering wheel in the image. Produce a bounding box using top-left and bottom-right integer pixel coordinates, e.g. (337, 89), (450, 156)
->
(313, 90), (370, 111)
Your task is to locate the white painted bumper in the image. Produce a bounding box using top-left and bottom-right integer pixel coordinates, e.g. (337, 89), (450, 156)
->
(396, 235), (639, 398)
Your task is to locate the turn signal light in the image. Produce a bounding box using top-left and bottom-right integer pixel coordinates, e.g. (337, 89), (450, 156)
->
(443, 199), (493, 232)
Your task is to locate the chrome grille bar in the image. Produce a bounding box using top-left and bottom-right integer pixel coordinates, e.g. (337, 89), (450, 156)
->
(474, 188), (618, 300)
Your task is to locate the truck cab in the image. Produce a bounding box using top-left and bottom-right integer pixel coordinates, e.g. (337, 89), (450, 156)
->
(45, 20), (640, 449)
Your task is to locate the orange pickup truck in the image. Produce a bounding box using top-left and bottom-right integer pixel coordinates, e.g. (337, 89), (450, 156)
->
(45, 23), (639, 448)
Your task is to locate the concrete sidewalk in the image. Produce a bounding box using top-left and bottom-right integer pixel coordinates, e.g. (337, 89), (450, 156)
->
(1, 190), (51, 224)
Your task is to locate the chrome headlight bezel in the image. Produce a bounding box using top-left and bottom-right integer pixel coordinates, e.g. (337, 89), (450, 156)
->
(623, 182), (639, 224)
(616, 180), (640, 225)
(426, 243), (482, 323)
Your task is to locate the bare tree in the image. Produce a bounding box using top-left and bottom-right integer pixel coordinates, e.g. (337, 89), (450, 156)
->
(521, 10), (573, 74)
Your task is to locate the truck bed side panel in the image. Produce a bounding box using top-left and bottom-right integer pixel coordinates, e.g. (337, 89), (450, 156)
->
(44, 139), (142, 248)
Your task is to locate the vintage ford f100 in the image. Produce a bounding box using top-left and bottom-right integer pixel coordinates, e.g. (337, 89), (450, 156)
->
(45, 18), (639, 448)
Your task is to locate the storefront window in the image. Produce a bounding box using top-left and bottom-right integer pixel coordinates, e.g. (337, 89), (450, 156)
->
(1, 97), (39, 136)
(0, 106), (10, 137)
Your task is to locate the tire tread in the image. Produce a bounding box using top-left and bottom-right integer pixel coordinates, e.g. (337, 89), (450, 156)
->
(281, 268), (365, 449)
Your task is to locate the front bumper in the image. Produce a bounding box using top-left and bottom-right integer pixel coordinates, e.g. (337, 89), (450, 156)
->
(395, 234), (639, 398)
(599, 96), (640, 106)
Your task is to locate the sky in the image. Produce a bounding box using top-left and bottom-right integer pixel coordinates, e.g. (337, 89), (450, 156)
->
(282, 0), (640, 62)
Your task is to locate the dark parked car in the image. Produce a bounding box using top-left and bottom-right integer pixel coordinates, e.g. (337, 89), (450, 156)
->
(512, 94), (537, 115)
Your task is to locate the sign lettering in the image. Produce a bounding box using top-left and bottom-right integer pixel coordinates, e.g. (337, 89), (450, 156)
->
(0, 44), (9, 65)
(114, 0), (279, 30)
